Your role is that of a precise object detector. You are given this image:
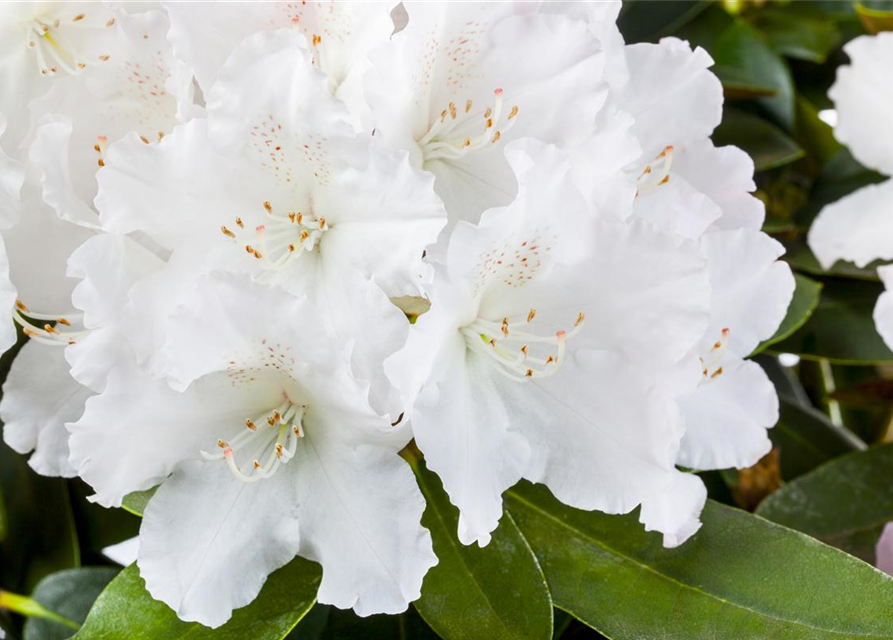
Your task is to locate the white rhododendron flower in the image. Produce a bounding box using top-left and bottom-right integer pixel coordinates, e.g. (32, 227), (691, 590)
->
(69, 273), (435, 627)
(0, 0), (803, 629)
(611, 36), (794, 543)
(364, 3), (608, 227)
(0, 5), (188, 476)
(808, 32), (893, 349)
(386, 139), (711, 545)
(85, 29), (444, 416)
(165, 0), (396, 125)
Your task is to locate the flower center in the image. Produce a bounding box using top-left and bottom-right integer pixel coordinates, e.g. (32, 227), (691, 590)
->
(461, 308), (585, 381)
(12, 299), (88, 346)
(636, 145), (674, 196)
(699, 327), (729, 383)
(201, 399), (306, 483)
(221, 200), (329, 271)
(23, 11), (114, 76)
(418, 88), (519, 162)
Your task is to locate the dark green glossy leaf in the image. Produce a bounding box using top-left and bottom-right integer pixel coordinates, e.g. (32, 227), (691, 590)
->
(74, 560), (321, 640)
(758, 444), (893, 563)
(783, 240), (880, 281)
(714, 110), (804, 172)
(411, 459), (552, 640)
(793, 96), (842, 171)
(797, 147), (887, 229)
(711, 21), (796, 128)
(771, 278), (893, 364)
(507, 483), (893, 640)
(753, 274), (822, 354)
(0, 439), (80, 593)
(752, 354), (812, 407)
(771, 396), (866, 480)
(317, 606), (439, 640)
(24, 568), (118, 640)
(750, 4), (841, 63)
(617, 1), (711, 44)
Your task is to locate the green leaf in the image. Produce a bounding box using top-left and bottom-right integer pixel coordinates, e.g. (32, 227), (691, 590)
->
(410, 458), (552, 640)
(783, 240), (881, 282)
(0, 439), (80, 594)
(749, 4), (841, 63)
(758, 444), (893, 563)
(506, 483), (893, 640)
(770, 278), (893, 364)
(753, 273), (822, 354)
(713, 109), (804, 172)
(856, 1), (893, 33)
(771, 396), (866, 480)
(316, 607), (439, 640)
(75, 560), (321, 640)
(616, 0), (712, 44)
(24, 568), (119, 640)
(121, 488), (157, 518)
(797, 147), (887, 230)
(711, 21), (796, 128)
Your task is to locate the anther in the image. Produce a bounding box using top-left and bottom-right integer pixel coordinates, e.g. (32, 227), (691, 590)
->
(221, 226), (235, 239)
(527, 309), (536, 323)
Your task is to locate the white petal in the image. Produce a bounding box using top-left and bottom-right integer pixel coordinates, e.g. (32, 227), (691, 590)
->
(68, 234), (164, 330)
(206, 28), (354, 154)
(619, 38), (723, 159)
(28, 118), (99, 229)
(874, 265), (893, 352)
(701, 229), (795, 356)
(675, 139), (764, 232)
(1, 341), (89, 477)
(165, 1), (393, 105)
(313, 140), (446, 297)
(572, 218), (711, 366)
(410, 343), (531, 546)
(139, 459), (301, 628)
(163, 273), (338, 392)
(365, 9), (606, 224)
(633, 170), (722, 239)
(519, 352), (700, 517)
(0, 112), (24, 228)
(677, 357), (776, 471)
(4, 195), (93, 313)
(830, 33), (893, 176)
(69, 362), (281, 507)
(808, 179), (893, 269)
(95, 119), (246, 248)
(293, 425), (436, 615)
(0, 236), (17, 354)
(638, 470), (707, 548)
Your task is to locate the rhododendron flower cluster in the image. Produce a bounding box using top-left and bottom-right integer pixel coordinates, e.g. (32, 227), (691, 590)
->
(0, 1), (793, 629)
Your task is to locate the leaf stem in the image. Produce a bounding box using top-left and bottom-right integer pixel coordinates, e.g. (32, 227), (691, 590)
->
(0, 589), (80, 630)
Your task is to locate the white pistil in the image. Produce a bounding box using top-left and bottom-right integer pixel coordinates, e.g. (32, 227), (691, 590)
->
(201, 401), (306, 483)
(221, 201), (328, 271)
(420, 88), (519, 162)
(699, 327), (730, 382)
(462, 309), (585, 382)
(636, 145), (675, 196)
(12, 300), (87, 346)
